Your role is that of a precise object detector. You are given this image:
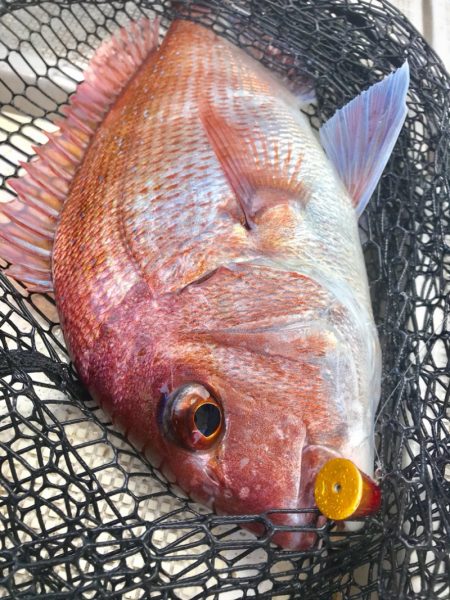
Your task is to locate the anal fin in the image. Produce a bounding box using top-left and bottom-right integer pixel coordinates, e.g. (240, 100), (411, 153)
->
(1, 17), (160, 292)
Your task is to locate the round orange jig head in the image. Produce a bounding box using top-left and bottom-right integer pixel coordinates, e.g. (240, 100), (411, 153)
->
(314, 458), (381, 520)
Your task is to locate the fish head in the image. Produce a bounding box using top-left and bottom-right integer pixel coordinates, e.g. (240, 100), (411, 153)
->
(87, 263), (378, 549)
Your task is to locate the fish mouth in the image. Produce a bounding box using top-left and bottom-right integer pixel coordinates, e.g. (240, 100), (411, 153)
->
(268, 444), (340, 550)
(221, 445), (341, 551)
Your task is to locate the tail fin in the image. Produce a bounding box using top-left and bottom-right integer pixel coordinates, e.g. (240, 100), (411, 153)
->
(320, 62), (410, 216)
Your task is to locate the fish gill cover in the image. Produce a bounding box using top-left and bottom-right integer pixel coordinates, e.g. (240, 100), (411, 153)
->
(0, 1), (448, 599)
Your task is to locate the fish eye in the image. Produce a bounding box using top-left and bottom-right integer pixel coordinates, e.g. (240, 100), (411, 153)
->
(165, 383), (224, 451)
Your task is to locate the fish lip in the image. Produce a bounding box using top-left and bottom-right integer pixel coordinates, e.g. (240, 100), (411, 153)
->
(297, 444), (341, 510)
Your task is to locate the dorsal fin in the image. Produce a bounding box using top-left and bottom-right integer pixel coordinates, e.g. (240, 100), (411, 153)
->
(1, 17), (160, 292)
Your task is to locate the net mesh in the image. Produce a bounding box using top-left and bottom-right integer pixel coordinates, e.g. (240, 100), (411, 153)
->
(0, 1), (449, 598)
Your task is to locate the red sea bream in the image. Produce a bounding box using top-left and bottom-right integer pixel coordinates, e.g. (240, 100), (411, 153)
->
(0, 18), (409, 548)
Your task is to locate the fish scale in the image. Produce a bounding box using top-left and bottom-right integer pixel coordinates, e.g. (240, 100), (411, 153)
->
(95, 21), (314, 295)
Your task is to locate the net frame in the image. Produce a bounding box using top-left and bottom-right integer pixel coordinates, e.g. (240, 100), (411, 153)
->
(0, 1), (449, 598)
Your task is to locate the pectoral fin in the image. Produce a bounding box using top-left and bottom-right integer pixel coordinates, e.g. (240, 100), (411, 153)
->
(200, 104), (306, 229)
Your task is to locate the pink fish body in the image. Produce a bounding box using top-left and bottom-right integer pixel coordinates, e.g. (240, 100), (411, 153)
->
(0, 18), (409, 548)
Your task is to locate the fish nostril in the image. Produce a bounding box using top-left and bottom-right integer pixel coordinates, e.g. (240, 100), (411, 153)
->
(204, 462), (222, 486)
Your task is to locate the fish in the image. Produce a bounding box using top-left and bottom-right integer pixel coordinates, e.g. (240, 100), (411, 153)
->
(0, 17), (409, 549)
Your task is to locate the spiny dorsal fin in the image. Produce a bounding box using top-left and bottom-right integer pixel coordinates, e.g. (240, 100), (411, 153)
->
(1, 17), (160, 292)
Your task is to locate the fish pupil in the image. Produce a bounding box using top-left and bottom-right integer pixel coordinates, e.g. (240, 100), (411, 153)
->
(194, 403), (221, 437)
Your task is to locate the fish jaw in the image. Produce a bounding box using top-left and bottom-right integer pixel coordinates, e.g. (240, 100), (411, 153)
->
(191, 428), (341, 551)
